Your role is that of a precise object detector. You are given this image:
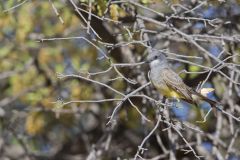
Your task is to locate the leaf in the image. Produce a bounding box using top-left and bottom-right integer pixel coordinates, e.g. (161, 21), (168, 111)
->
(200, 88), (215, 96)
(25, 112), (47, 136)
(110, 4), (119, 21)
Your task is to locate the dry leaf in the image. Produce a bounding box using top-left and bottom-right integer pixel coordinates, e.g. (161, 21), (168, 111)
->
(200, 88), (215, 96)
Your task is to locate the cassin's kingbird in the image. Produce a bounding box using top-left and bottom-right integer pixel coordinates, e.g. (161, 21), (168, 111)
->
(146, 51), (219, 109)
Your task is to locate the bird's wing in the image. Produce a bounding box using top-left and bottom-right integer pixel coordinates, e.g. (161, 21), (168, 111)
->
(161, 68), (193, 100)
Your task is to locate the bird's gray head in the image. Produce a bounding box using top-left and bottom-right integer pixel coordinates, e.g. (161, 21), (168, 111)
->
(146, 51), (168, 69)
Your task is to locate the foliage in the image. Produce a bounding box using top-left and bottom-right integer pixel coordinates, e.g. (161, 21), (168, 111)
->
(0, 0), (240, 160)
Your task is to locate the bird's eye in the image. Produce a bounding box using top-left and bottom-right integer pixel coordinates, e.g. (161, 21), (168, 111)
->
(154, 55), (158, 59)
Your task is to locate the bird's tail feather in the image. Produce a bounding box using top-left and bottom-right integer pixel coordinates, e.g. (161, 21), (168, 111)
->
(193, 91), (221, 116)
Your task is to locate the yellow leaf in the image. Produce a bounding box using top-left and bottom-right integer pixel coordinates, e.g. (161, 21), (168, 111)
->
(25, 112), (46, 136)
(110, 4), (119, 21)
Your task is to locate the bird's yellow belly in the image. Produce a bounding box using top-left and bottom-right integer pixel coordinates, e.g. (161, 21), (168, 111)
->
(156, 85), (184, 99)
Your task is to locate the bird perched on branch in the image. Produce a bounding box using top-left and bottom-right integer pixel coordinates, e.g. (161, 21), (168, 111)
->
(146, 51), (220, 113)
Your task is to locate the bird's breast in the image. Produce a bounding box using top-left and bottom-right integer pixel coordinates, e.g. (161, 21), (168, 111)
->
(150, 70), (183, 98)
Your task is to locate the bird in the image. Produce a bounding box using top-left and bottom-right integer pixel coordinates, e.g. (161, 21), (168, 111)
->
(146, 51), (220, 111)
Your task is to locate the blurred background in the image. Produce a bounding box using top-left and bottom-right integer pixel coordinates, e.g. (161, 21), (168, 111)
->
(0, 0), (240, 160)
